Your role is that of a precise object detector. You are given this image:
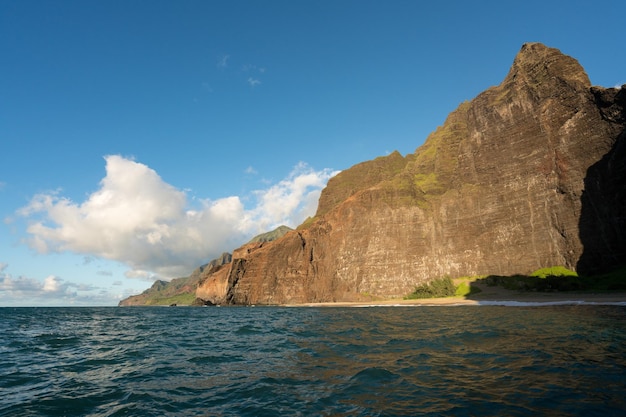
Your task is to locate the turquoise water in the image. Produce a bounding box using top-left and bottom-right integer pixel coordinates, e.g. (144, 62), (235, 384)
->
(1, 305), (625, 416)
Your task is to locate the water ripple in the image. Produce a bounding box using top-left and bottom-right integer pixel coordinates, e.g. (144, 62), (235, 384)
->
(0, 306), (625, 416)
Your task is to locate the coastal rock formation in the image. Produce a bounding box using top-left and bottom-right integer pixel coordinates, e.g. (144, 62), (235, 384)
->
(197, 43), (625, 305)
(118, 226), (297, 305)
(118, 253), (233, 306)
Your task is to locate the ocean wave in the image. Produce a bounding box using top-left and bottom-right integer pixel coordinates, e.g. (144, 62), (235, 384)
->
(1, 306), (625, 416)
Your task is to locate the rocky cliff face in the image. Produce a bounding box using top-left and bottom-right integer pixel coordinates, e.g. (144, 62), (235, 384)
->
(196, 43), (625, 305)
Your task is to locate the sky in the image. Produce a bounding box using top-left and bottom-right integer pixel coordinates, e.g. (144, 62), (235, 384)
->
(1, 0), (625, 306)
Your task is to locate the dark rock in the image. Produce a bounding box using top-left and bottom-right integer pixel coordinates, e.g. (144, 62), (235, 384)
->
(191, 297), (215, 306)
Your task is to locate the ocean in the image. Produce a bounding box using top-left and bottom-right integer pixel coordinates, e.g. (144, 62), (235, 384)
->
(1, 305), (625, 416)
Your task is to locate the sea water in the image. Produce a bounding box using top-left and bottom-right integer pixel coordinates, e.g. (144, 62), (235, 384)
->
(1, 305), (625, 416)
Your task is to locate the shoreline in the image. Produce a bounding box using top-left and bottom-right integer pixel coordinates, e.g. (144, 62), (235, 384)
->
(285, 292), (626, 307)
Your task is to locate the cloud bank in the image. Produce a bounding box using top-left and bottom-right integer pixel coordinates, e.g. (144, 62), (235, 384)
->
(18, 156), (337, 280)
(0, 263), (121, 306)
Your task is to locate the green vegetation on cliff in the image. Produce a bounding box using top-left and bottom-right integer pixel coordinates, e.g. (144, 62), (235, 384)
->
(405, 276), (483, 299)
(296, 216), (316, 230)
(405, 266), (626, 300)
(315, 151), (409, 216)
(454, 281), (482, 297)
(247, 225), (292, 243)
(143, 293), (197, 306)
(479, 266), (626, 292)
(405, 277), (456, 299)
(530, 266), (577, 278)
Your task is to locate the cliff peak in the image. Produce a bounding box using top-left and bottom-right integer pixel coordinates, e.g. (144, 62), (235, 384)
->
(504, 42), (591, 91)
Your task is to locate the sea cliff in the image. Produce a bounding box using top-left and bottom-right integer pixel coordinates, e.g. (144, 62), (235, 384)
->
(121, 43), (625, 306)
(195, 43), (625, 305)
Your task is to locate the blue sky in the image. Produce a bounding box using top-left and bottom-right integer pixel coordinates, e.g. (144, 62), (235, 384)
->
(2, 0), (625, 306)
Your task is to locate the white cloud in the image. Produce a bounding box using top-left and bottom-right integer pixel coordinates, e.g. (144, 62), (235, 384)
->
(242, 64), (266, 74)
(0, 267), (119, 306)
(247, 77), (261, 87)
(18, 155), (337, 281)
(1, 273), (43, 294)
(217, 54), (230, 68)
(243, 162), (338, 233)
(43, 275), (61, 292)
(1, 270), (64, 297)
(244, 166), (258, 175)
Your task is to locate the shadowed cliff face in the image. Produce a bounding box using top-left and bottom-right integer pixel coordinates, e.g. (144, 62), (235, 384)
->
(197, 43), (625, 305)
(578, 85), (626, 275)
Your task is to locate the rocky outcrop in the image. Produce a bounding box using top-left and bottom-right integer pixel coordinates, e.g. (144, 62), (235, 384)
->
(197, 43), (625, 305)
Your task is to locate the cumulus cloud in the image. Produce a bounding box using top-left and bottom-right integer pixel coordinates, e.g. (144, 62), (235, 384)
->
(17, 155), (337, 280)
(242, 162), (335, 233)
(43, 275), (61, 292)
(1, 272), (50, 296)
(247, 77), (261, 87)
